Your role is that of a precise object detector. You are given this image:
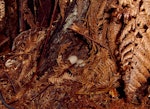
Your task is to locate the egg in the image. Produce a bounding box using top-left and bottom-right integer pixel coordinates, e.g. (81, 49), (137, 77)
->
(76, 59), (85, 67)
(68, 55), (78, 64)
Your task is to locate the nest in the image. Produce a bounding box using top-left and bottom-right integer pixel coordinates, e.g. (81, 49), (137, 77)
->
(0, 0), (150, 108)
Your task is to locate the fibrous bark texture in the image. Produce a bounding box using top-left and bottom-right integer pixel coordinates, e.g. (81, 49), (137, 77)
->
(0, 0), (150, 109)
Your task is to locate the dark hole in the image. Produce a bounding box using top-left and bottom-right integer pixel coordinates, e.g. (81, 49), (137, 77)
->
(67, 69), (72, 75)
(144, 25), (148, 32)
(117, 79), (126, 98)
(139, 0), (143, 7)
(128, 62), (131, 65)
(132, 28), (136, 32)
(116, 1), (119, 4)
(136, 32), (143, 38)
(135, 43), (138, 46)
(122, 5), (129, 8)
